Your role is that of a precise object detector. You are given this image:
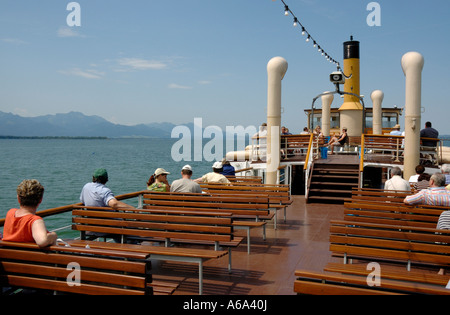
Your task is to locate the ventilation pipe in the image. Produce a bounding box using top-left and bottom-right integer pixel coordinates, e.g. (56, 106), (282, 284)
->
(371, 90), (384, 135)
(266, 57), (288, 185)
(321, 93), (334, 137)
(401, 52), (424, 180)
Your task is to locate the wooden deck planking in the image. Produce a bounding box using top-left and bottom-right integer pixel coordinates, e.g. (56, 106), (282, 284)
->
(149, 196), (344, 295)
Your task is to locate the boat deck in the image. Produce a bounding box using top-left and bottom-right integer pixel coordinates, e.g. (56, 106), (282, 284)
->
(313, 154), (359, 165)
(151, 196), (344, 295)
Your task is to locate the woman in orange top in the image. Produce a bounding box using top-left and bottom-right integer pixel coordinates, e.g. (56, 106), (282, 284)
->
(2, 179), (57, 247)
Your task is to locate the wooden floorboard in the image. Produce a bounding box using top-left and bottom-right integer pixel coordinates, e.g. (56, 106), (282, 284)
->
(150, 196), (344, 295)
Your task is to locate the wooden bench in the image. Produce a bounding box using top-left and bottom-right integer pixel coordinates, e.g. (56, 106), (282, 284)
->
(333, 136), (361, 155)
(364, 135), (403, 152)
(294, 269), (450, 295)
(344, 200), (446, 228)
(225, 176), (263, 184)
(66, 239), (228, 295)
(349, 187), (412, 204)
(0, 240), (152, 295)
(142, 192), (270, 252)
(362, 134), (404, 162)
(420, 137), (441, 166)
(72, 206), (240, 272)
(280, 134), (311, 160)
(324, 262), (450, 292)
(330, 220), (450, 272)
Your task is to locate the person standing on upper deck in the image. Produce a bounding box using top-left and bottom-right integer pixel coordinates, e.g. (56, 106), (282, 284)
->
(420, 121), (439, 147)
(404, 173), (450, 206)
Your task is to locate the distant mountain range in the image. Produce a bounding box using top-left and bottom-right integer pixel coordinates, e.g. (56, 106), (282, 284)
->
(0, 111), (186, 138)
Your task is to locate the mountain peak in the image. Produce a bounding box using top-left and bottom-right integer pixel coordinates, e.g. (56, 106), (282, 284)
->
(0, 110), (174, 138)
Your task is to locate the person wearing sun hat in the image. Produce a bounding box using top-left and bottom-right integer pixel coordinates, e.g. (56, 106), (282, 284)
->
(170, 165), (202, 193)
(194, 161), (231, 184)
(147, 168), (171, 192)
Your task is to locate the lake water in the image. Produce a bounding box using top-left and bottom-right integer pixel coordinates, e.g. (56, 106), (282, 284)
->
(0, 138), (223, 237)
(1, 136), (449, 238)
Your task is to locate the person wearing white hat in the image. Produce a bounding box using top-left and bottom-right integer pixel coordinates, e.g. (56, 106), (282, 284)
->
(147, 168), (171, 192)
(170, 165), (203, 193)
(195, 161), (231, 184)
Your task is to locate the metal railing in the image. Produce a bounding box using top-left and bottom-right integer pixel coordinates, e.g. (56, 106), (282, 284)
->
(359, 134), (443, 168)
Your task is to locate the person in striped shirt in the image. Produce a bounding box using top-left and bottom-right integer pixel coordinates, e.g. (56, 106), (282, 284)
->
(437, 211), (450, 275)
(441, 164), (450, 185)
(403, 173), (450, 207)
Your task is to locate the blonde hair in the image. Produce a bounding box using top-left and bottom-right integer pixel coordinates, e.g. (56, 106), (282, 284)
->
(17, 179), (44, 207)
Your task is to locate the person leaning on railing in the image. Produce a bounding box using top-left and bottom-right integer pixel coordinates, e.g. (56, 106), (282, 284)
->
(81, 168), (135, 210)
(80, 168), (135, 242)
(2, 179), (57, 247)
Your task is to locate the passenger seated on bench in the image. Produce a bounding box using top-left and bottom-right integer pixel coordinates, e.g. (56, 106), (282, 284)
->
(327, 127), (348, 155)
(414, 173), (431, 191)
(2, 179), (57, 247)
(170, 165), (202, 193)
(147, 168), (171, 192)
(435, 187), (450, 275)
(80, 168), (135, 242)
(195, 162), (231, 184)
(404, 173), (450, 207)
(408, 164), (425, 183)
(384, 167), (411, 191)
(441, 164), (450, 185)
(313, 125), (324, 138)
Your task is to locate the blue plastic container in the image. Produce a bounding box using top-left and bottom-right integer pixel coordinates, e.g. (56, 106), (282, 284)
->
(322, 147), (328, 159)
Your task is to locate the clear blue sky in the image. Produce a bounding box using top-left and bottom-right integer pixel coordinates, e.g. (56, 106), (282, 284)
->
(1, 0), (449, 134)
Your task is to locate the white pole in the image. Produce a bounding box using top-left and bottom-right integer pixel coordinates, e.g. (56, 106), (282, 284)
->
(401, 52), (424, 180)
(371, 90), (384, 135)
(266, 57), (288, 185)
(321, 92), (334, 137)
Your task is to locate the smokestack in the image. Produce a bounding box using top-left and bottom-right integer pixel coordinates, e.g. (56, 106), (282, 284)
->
(321, 92), (334, 137)
(339, 37), (363, 137)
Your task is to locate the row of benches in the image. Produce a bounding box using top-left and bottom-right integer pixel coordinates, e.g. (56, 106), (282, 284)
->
(0, 240), (153, 295)
(1, 180), (291, 295)
(294, 187), (450, 295)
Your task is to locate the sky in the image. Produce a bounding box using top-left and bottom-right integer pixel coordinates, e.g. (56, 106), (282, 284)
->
(0, 0), (449, 134)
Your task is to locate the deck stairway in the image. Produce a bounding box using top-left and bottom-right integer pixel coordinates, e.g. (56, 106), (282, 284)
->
(307, 161), (360, 203)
